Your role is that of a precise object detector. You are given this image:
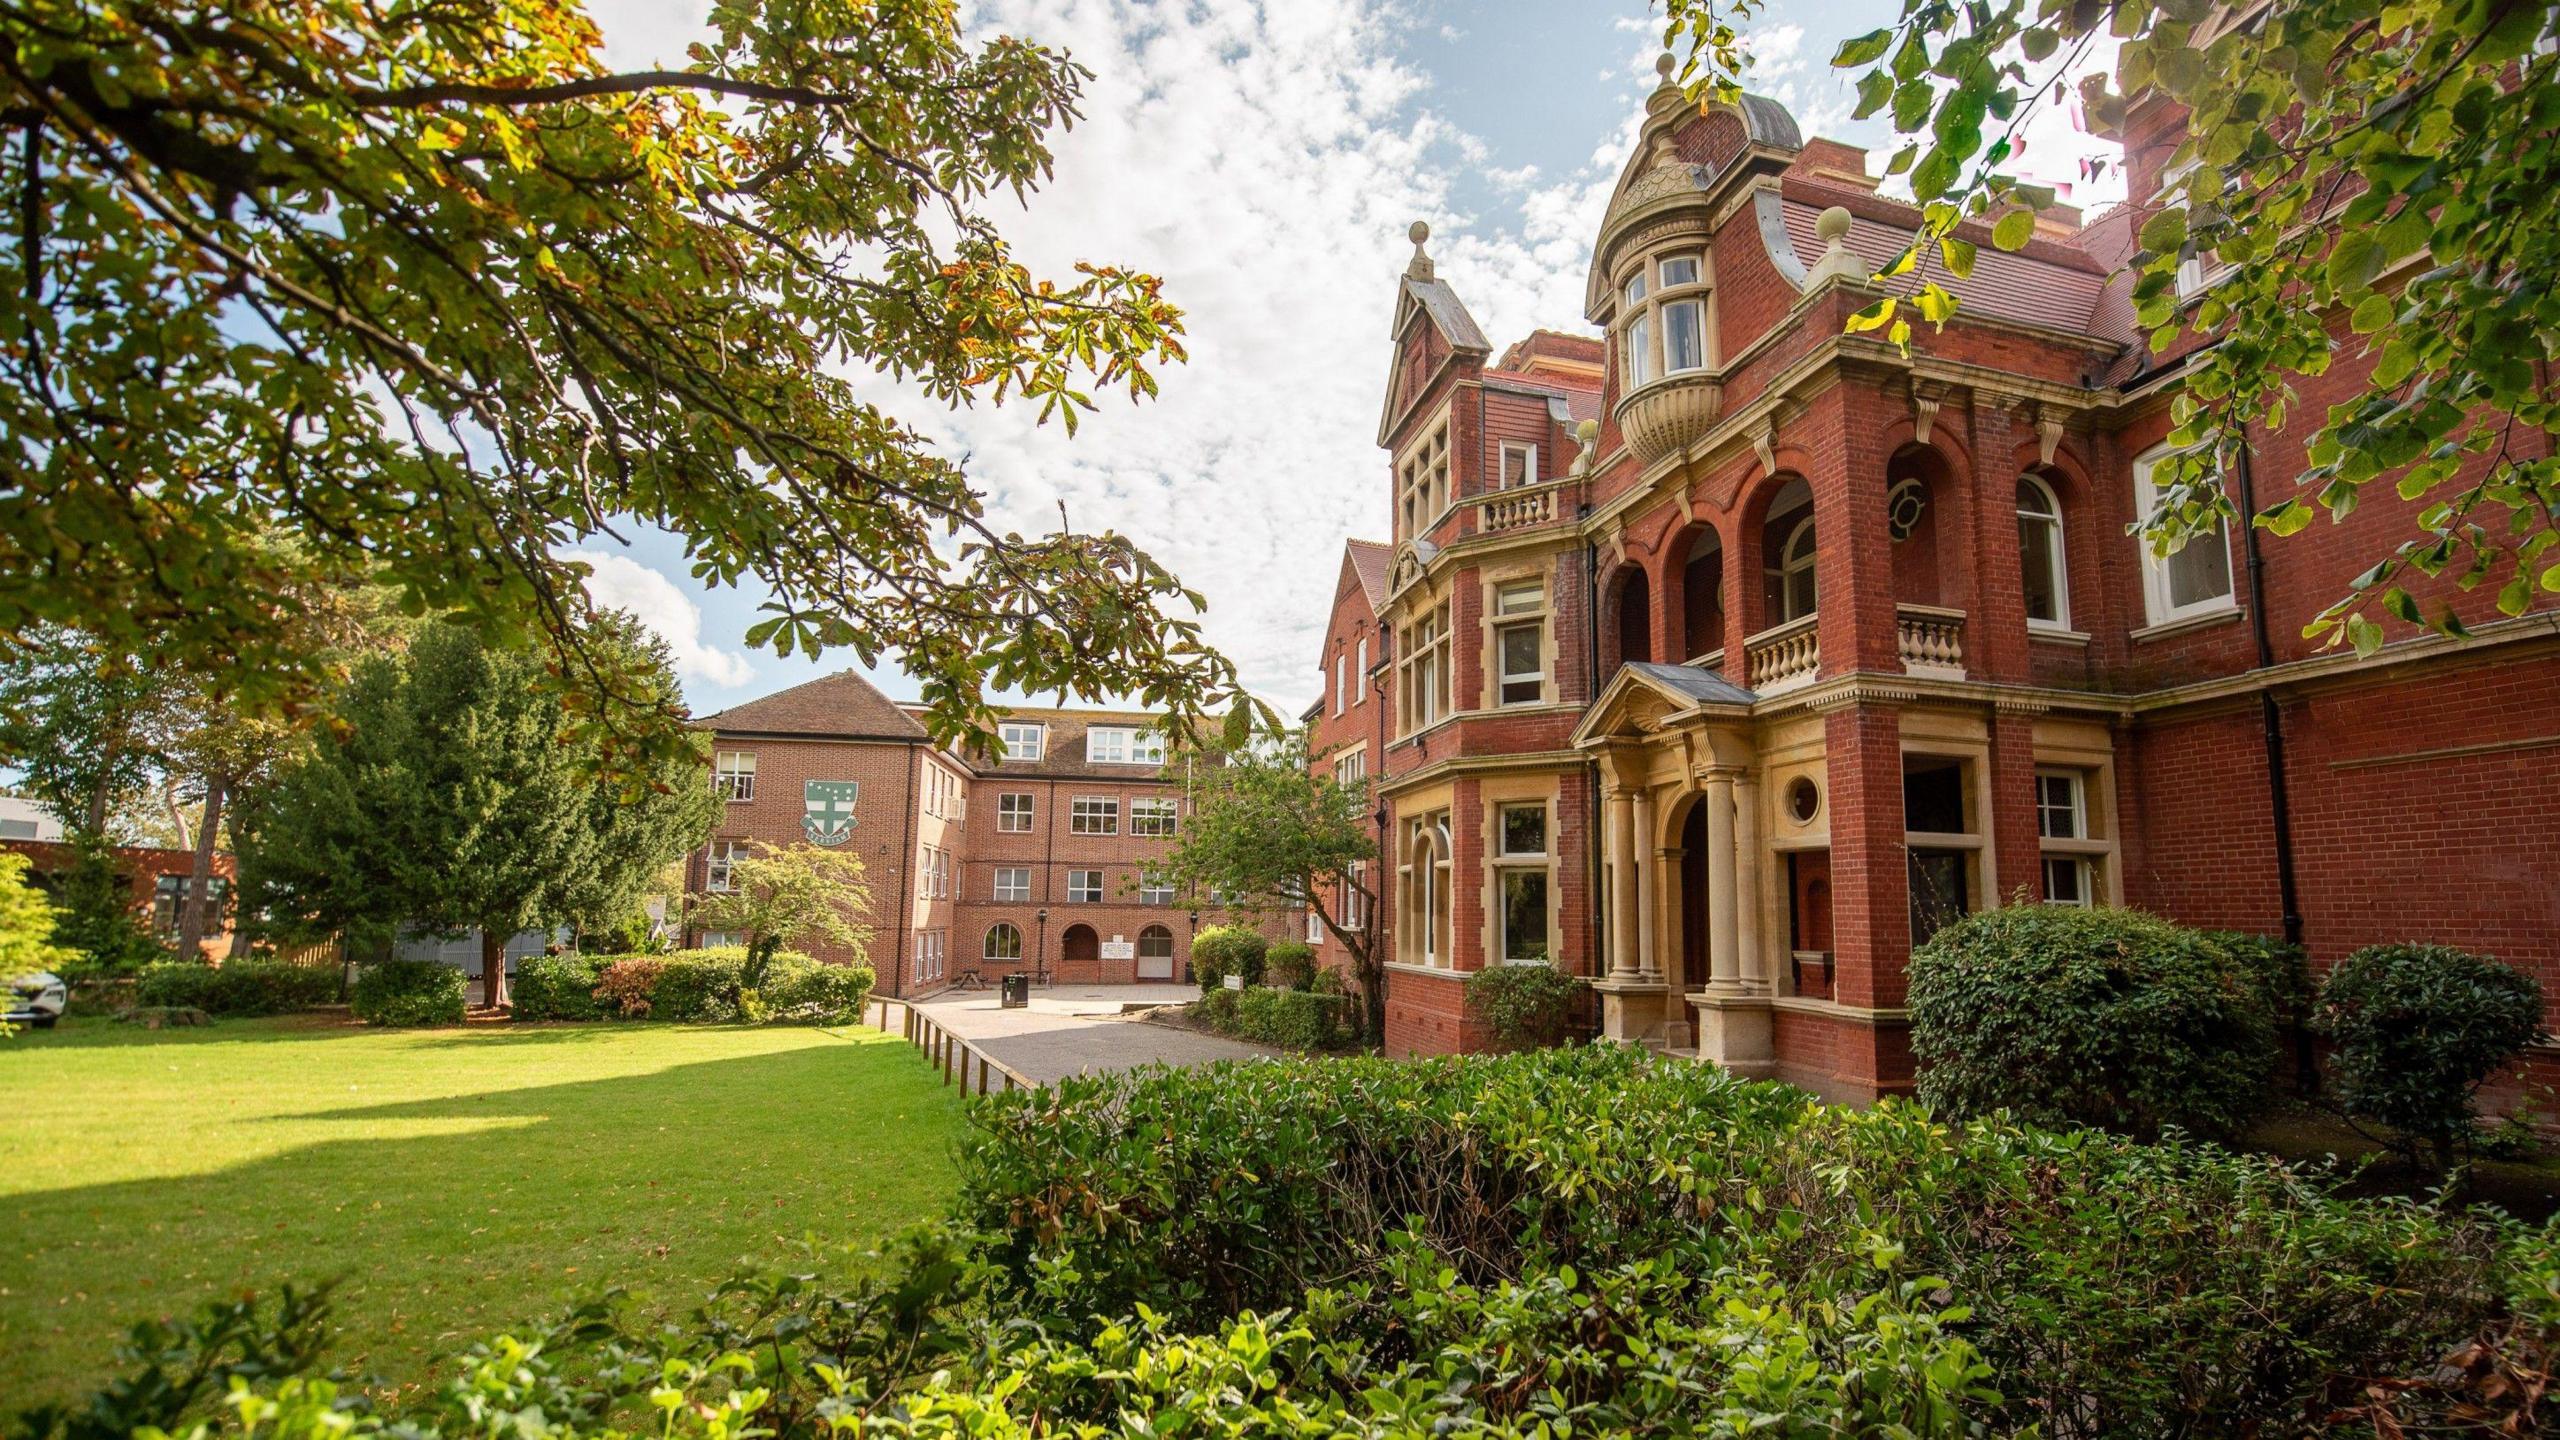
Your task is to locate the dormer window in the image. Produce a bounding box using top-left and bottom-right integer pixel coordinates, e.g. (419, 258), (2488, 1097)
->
(1618, 252), (1709, 388)
(1000, 722), (1045, 763)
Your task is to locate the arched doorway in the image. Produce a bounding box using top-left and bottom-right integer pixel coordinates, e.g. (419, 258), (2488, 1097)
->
(1137, 924), (1174, 981)
(1612, 567), (1654, 671)
(1678, 529), (1725, 663)
(1061, 923), (1099, 970)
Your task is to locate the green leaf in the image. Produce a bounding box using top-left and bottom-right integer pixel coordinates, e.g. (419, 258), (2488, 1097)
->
(1938, 236), (1979, 278)
(1991, 208), (2037, 251)
(1844, 297), (1899, 333)
(2349, 294), (2395, 334)
(1833, 28), (1894, 67)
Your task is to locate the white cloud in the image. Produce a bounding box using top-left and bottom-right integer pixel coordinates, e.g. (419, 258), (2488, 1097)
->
(570, 550), (757, 690)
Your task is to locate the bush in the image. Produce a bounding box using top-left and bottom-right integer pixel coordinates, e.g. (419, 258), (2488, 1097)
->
(511, 952), (608, 1021)
(2205, 929), (2314, 1026)
(761, 959), (875, 1024)
(1191, 986), (1238, 1031)
(1189, 925), (1266, 992)
(350, 959), (467, 1027)
(591, 956), (665, 1018)
(2315, 943), (2547, 1165)
(1464, 960), (1582, 1048)
(1229, 987), (1350, 1050)
(1264, 940), (1315, 991)
(135, 960), (339, 1016)
(957, 1046), (2545, 1437)
(1907, 905), (2278, 1139)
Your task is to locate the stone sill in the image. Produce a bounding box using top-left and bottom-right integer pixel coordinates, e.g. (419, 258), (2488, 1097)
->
(2129, 605), (2244, 644)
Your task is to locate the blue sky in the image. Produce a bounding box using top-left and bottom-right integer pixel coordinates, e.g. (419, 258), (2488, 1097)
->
(584, 0), (2122, 719)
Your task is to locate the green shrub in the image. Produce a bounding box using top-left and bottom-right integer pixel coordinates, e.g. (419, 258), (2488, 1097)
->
(511, 952), (607, 1021)
(643, 947), (748, 1022)
(135, 960), (339, 1016)
(957, 1046), (2542, 1437)
(1907, 905), (2278, 1139)
(1226, 986), (1349, 1050)
(761, 959), (875, 1024)
(1188, 925), (1266, 992)
(1264, 940), (1315, 991)
(2315, 943), (2547, 1165)
(2205, 929), (2314, 1026)
(1464, 960), (1581, 1048)
(350, 959), (467, 1027)
(1191, 986), (1238, 1031)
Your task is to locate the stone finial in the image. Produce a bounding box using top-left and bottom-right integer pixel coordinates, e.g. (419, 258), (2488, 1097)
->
(1570, 417), (1601, 475)
(1406, 219), (1434, 280)
(1656, 53), (1677, 84)
(1804, 204), (1867, 287)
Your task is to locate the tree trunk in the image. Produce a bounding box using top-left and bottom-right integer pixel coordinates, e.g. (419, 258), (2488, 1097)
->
(176, 770), (225, 962)
(480, 928), (510, 1010)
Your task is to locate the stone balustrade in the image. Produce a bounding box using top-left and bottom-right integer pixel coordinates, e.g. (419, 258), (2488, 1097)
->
(1744, 615), (1819, 694)
(1895, 604), (1966, 678)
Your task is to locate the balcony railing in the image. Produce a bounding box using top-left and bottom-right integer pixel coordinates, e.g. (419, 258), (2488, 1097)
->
(1895, 605), (1966, 679)
(1478, 478), (1568, 534)
(1744, 614), (1819, 694)
(1613, 371), (1723, 466)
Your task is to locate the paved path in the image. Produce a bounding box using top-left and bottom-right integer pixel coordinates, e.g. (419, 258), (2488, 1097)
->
(913, 984), (1274, 1084)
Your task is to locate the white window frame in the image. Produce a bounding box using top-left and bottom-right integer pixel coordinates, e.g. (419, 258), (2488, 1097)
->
(1086, 726), (1165, 766)
(1618, 252), (1710, 389)
(1000, 723), (1045, 763)
(2035, 766), (2112, 908)
(1067, 869), (1104, 904)
(1307, 909), (1324, 943)
(1333, 654), (1346, 716)
(1355, 636), (1369, 698)
(713, 751), (756, 802)
(1492, 578), (1547, 708)
(1499, 441), (1539, 490)
(1494, 803), (1554, 964)
(705, 839), (745, 893)
(1132, 796), (1178, 838)
(1138, 872), (1176, 906)
(994, 866), (1031, 903)
(2017, 474), (2072, 632)
(996, 792), (1034, 833)
(2133, 442), (2237, 626)
(984, 923), (1023, 962)
(1070, 795), (1119, 835)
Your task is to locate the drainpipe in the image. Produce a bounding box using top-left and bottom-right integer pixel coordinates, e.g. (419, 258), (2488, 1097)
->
(895, 743), (919, 998)
(2232, 439), (2311, 1092)
(1584, 524), (1605, 994)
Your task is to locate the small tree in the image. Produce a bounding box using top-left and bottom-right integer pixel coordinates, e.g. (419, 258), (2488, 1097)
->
(1155, 737), (1382, 1040)
(0, 852), (72, 979)
(687, 843), (874, 994)
(2314, 944), (2547, 1170)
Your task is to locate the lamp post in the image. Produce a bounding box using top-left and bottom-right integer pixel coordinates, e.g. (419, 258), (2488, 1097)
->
(1035, 907), (1050, 987)
(1185, 908), (1200, 984)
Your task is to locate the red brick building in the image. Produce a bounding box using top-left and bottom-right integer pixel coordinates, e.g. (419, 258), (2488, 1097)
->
(686, 671), (1276, 996)
(1316, 64), (2560, 1099)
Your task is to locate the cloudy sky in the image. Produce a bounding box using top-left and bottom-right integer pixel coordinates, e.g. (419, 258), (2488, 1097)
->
(577, 0), (2125, 719)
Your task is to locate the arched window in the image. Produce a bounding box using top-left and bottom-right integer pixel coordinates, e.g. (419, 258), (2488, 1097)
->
(1759, 479), (1817, 625)
(983, 922), (1022, 962)
(1399, 812), (1454, 968)
(2016, 476), (2070, 629)
(1138, 924), (1174, 961)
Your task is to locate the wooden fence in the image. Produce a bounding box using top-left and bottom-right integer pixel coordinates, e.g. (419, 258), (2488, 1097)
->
(869, 995), (1037, 1097)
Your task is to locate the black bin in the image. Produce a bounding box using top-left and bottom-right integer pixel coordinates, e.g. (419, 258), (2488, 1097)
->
(1000, 973), (1031, 1009)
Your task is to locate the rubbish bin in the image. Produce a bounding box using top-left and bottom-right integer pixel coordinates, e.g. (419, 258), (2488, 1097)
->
(1000, 973), (1031, 1009)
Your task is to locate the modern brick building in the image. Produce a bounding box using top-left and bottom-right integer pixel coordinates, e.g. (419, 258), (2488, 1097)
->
(1313, 61), (2560, 1099)
(685, 671), (1267, 996)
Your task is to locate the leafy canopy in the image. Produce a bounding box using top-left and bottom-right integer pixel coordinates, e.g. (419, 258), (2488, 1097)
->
(687, 841), (873, 985)
(1664, 0), (2560, 655)
(0, 852), (73, 980)
(2, 0), (1262, 756)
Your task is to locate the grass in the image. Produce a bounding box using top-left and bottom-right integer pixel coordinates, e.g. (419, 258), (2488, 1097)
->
(0, 1013), (967, 1406)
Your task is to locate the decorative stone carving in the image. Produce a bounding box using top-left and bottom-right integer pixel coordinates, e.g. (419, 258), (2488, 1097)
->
(1616, 374), (1724, 465)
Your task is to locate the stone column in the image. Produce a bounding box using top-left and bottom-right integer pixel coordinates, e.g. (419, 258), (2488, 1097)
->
(1632, 788), (1659, 979)
(1606, 787), (1640, 978)
(1705, 771), (1741, 991)
(1733, 772), (1763, 989)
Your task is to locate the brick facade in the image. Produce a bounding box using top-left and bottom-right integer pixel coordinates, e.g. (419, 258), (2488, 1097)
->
(1321, 71), (2560, 1098)
(686, 675), (1286, 996)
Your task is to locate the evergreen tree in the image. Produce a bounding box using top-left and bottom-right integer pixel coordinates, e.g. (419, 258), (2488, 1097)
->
(237, 618), (716, 1007)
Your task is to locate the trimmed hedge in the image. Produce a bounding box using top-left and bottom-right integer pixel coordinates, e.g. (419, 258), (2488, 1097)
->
(1189, 985), (1351, 1051)
(1189, 925), (1266, 991)
(581, 948), (851, 1025)
(760, 959), (875, 1024)
(1264, 940), (1315, 991)
(511, 952), (607, 1021)
(1907, 905), (2278, 1139)
(1464, 959), (1581, 1048)
(957, 1046), (2549, 1437)
(134, 960), (340, 1017)
(350, 959), (467, 1027)
(2316, 943), (2546, 1164)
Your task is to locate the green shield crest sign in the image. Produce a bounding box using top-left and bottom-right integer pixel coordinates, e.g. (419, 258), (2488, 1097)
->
(803, 780), (859, 847)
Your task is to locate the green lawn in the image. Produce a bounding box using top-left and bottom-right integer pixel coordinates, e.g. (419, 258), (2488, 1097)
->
(0, 1014), (967, 1405)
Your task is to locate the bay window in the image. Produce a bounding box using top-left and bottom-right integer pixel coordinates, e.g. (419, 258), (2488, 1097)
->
(1618, 252), (1710, 388)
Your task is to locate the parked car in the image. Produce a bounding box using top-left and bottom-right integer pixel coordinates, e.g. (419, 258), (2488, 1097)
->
(6, 971), (65, 1029)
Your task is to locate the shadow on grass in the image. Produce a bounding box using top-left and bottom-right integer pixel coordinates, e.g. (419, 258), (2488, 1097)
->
(3, 1027), (969, 1408)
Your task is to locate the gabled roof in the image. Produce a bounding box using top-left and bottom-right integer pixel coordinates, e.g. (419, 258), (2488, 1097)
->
(1396, 273), (1490, 353)
(1570, 661), (1759, 751)
(1344, 539), (1392, 611)
(697, 669), (930, 742)
(1623, 661), (1758, 707)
